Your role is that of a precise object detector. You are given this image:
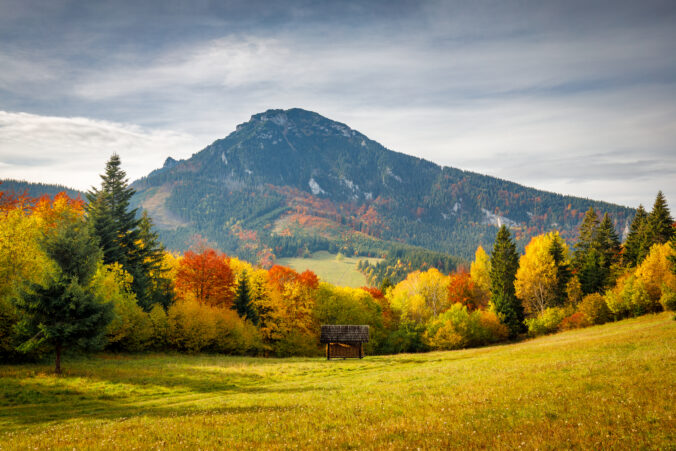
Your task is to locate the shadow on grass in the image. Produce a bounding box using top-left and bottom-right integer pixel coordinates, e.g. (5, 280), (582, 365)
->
(0, 373), (320, 428)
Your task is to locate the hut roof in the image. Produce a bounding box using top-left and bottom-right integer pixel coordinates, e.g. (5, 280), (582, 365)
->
(320, 325), (369, 343)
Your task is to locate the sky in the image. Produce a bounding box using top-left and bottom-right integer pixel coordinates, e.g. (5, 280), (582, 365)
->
(0, 0), (675, 208)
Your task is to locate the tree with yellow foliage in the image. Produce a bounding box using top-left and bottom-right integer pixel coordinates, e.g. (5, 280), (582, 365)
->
(388, 268), (450, 323)
(470, 246), (491, 305)
(515, 233), (559, 316)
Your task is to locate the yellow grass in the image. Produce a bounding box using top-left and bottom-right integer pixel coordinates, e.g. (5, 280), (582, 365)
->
(276, 251), (382, 288)
(0, 313), (674, 450)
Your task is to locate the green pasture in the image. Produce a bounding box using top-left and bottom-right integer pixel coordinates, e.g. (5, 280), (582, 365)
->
(276, 251), (382, 288)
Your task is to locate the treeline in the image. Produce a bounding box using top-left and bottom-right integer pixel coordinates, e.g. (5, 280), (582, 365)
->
(1, 157), (674, 374)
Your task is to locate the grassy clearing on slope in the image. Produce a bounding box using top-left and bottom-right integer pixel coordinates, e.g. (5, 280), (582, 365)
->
(276, 251), (382, 288)
(0, 313), (674, 450)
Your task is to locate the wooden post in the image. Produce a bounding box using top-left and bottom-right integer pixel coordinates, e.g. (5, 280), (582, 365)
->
(326, 343), (330, 360)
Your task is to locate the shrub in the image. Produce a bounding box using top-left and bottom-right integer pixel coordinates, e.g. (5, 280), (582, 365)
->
(524, 307), (566, 337)
(148, 304), (169, 349)
(167, 299), (264, 354)
(425, 304), (509, 350)
(559, 312), (588, 330)
(579, 293), (612, 324)
(660, 286), (676, 312)
(380, 320), (429, 354)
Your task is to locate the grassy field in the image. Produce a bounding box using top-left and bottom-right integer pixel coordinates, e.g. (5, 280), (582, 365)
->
(0, 314), (674, 450)
(276, 250), (382, 287)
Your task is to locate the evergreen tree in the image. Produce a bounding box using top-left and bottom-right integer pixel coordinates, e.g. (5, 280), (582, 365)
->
(574, 207), (599, 266)
(489, 225), (523, 337)
(232, 271), (258, 324)
(136, 211), (174, 309)
(595, 213), (621, 268)
(14, 220), (112, 374)
(646, 191), (674, 245)
(87, 154), (168, 309)
(86, 154), (140, 268)
(549, 235), (571, 306)
(578, 248), (606, 295)
(624, 205), (649, 266)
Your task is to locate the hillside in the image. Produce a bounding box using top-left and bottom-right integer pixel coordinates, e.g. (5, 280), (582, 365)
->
(1, 314), (673, 449)
(0, 179), (85, 200)
(131, 108), (635, 265)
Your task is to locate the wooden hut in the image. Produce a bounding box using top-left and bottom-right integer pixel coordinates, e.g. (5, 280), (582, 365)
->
(320, 325), (369, 360)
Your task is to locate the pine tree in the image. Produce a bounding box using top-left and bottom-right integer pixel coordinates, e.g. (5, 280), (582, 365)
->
(136, 212), (174, 309)
(548, 234), (571, 306)
(14, 220), (112, 374)
(624, 205), (649, 266)
(595, 213), (621, 268)
(489, 225), (523, 337)
(232, 271), (258, 324)
(87, 154), (168, 309)
(646, 191), (674, 245)
(86, 154), (140, 268)
(574, 207), (599, 266)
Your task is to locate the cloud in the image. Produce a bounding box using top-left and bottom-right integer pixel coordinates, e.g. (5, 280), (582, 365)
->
(0, 111), (204, 190)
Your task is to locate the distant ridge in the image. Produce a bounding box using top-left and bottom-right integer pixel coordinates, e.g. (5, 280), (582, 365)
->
(0, 179), (85, 200)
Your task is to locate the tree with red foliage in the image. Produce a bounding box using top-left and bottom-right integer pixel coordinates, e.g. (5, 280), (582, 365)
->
(175, 248), (235, 307)
(448, 270), (484, 310)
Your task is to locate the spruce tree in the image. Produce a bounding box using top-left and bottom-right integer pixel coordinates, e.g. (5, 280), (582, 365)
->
(574, 207), (599, 266)
(87, 154), (169, 309)
(136, 212), (174, 309)
(489, 225), (523, 337)
(232, 271), (258, 324)
(14, 220), (113, 374)
(624, 205), (649, 266)
(595, 213), (621, 269)
(549, 235), (571, 306)
(647, 191), (674, 245)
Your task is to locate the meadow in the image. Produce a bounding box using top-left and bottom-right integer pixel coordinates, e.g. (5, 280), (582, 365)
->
(0, 313), (674, 450)
(276, 251), (382, 288)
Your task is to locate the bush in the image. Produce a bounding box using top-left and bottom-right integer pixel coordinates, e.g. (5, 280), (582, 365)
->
(167, 299), (264, 354)
(660, 286), (676, 312)
(524, 307), (566, 337)
(579, 293), (612, 324)
(559, 312), (588, 330)
(380, 320), (429, 354)
(425, 304), (509, 350)
(148, 304), (169, 349)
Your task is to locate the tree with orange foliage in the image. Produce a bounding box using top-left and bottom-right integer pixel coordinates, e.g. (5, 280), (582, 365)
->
(175, 247), (235, 307)
(447, 270), (484, 310)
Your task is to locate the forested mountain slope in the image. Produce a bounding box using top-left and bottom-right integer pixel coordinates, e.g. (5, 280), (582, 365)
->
(130, 108), (635, 264)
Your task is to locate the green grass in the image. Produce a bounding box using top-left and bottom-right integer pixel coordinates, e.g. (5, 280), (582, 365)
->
(1, 314), (674, 450)
(276, 250), (382, 288)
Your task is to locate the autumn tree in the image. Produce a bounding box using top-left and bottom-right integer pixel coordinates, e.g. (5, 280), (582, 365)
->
(175, 247), (235, 307)
(470, 245), (491, 305)
(447, 270), (484, 310)
(14, 219), (113, 374)
(490, 225), (523, 337)
(388, 268), (450, 323)
(515, 234), (558, 316)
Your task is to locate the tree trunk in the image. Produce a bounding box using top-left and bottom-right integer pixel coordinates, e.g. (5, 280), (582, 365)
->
(55, 343), (62, 375)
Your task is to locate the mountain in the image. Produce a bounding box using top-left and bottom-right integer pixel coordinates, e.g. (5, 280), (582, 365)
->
(131, 108), (635, 265)
(0, 179), (85, 200)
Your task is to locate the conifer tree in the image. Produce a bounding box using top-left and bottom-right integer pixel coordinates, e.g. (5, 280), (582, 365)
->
(87, 154), (169, 309)
(136, 212), (174, 309)
(548, 234), (571, 306)
(646, 191), (674, 245)
(574, 207), (599, 266)
(624, 205), (649, 266)
(489, 225), (523, 337)
(14, 220), (113, 374)
(232, 271), (258, 324)
(595, 213), (621, 268)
